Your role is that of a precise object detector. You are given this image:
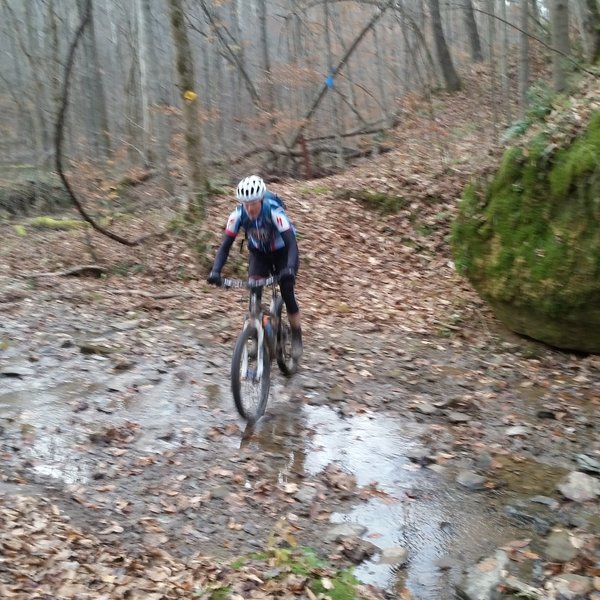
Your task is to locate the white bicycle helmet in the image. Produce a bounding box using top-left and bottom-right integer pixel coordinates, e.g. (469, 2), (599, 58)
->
(236, 175), (266, 203)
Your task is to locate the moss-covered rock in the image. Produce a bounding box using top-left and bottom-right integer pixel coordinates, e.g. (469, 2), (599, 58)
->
(452, 111), (600, 353)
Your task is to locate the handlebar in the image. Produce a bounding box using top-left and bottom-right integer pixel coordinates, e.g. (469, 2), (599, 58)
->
(219, 275), (279, 289)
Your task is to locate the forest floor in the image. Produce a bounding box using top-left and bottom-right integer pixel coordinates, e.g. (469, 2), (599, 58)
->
(1, 73), (599, 599)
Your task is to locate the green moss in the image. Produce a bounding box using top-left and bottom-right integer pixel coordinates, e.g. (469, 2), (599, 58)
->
(311, 568), (360, 600)
(549, 111), (600, 199)
(298, 184), (331, 195)
(29, 216), (84, 230)
(490, 146), (523, 194)
(452, 109), (600, 352)
(227, 546), (364, 599)
(208, 587), (230, 600)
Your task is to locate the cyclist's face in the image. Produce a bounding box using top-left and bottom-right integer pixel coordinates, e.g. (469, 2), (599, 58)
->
(244, 199), (262, 219)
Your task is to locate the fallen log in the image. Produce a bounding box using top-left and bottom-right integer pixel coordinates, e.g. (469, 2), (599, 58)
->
(17, 265), (108, 278)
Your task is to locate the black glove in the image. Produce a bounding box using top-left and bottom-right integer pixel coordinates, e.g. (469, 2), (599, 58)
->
(207, 271), (222, 285)
(279, 267), (295, 282)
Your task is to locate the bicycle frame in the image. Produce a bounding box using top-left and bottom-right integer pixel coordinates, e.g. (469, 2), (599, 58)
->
(221, 276), (279, 380)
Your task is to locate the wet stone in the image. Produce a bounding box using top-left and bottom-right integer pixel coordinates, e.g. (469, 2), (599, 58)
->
(79, 340), (119, 356)
(0, 364), (36, 377)
(106, 378), (129, 393)
(427, 464), (447, 475)
(434, 556), (461, 570)
(294, 485), (318, 504)
(174, 370), (192, 382)
(206, 356), (225, 368)
(505, 425), (530, 437)
(378, 547), (408, 566)
(551, 574), (593, 599)
(135, 371), (163, 385)
(414, 403), (438, 415)
(576, 454), (600, 475)
(544, 530), (578, 563)
(557, 471), (600, 502)
(530, 495), (560, 511)
(300, 377), (321, 390)
(327, 384), (345, 402)
(340, 536), (378, 564)
(210, 486), (229, 500)
(433, 396), (461, 409)
(326, 522), (368, 541)
(456, 470), (486, 491)
(474, 451), (493, 471)
(457, 550), (509, 600)
(112, 319), (141, 331)
(407, 448), (435, 466)
(112, 357), (136, 371)
(243, 522), (259, 536)
(447, 411), (470, 424)
(504, 506), (552, 535)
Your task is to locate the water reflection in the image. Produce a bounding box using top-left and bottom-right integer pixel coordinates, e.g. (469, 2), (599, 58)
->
(239, 400), (308, 484)
(240, 403), (526, 599)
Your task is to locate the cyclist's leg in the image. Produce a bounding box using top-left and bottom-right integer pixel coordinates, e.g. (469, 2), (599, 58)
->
(274, 249), (302, 359)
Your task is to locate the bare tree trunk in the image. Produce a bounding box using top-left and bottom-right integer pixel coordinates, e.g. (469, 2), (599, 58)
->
(324, 0), (345, 169)
(47, 0), (62, 121)
(167, 0), (208, 219)
(499, 0), (511, 124)
(25, 1), (52, 165)
(582, 0), (600, 63)
(229, 0), (246, 146)
(551, 0), (570, 92)
(394, 5), (439, 92)
(486, 0), (498, 137)
(136, 0), (151, 164)
(519, 1), (530, 116)
(373, 22), (389, 119)
(76, 0), (111, 159)
(138, 0), (173, 193)
(4, 15), (30, 144)
(428, 0), (461, 91)
(463, 0), (483, 62)
(257, 0), (277, 152)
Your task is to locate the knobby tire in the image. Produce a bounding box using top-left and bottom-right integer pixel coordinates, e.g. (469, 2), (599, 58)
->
(231, 325), (270, 422)
(274, 297), (298, 376)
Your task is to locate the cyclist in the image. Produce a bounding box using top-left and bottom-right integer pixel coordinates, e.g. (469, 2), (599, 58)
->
(207, 175), (303, 360)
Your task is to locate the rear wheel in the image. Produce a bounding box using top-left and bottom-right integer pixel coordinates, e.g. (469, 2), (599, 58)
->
(231, 325), (270, 422)
(274, 297), (298, 376)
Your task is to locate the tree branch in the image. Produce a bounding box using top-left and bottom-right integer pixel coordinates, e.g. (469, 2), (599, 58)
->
(289, 0), (395, 149)
(54, 0), (144, 246)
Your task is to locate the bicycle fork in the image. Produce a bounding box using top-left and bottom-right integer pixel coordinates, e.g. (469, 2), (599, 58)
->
(243, 316), (265, 381)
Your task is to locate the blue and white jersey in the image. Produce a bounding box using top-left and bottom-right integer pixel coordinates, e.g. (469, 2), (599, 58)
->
(224, 192), (295, 253)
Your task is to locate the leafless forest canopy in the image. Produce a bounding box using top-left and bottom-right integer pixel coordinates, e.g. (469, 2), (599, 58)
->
(0, 0), (598, 181)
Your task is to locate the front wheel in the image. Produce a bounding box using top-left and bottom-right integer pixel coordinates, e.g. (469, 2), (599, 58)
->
(231, 325), (270, 422)
(274, 297), (298, 376)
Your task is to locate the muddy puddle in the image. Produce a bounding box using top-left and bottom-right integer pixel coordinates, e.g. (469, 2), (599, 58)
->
(243, 402), (550, 599)
(1, 313), (597, 599)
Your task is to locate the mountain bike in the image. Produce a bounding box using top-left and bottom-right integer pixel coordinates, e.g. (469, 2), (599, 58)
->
(219, 275), (298, 422)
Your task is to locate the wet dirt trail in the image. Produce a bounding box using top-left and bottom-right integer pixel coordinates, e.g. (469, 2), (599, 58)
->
(1, 273), (598, 599)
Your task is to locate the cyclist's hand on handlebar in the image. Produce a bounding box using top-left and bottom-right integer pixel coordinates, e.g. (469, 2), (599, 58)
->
(207, 271), (222, 286)
(279, 267), (295, 282)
